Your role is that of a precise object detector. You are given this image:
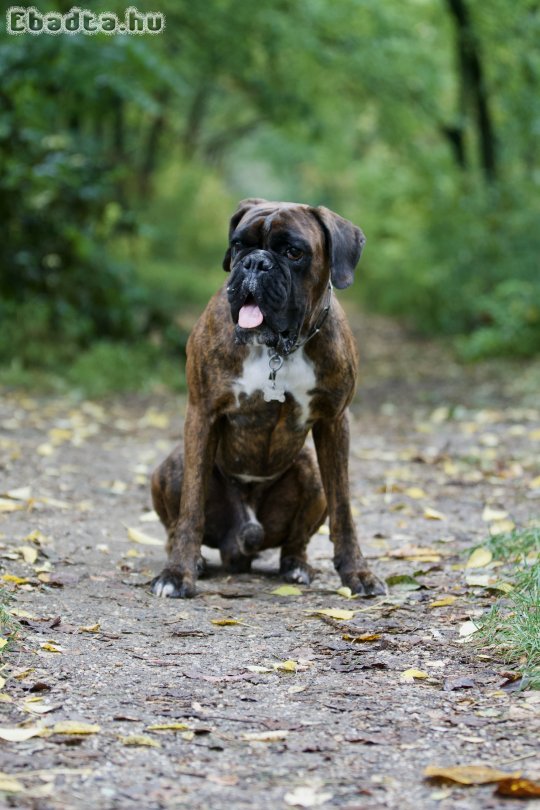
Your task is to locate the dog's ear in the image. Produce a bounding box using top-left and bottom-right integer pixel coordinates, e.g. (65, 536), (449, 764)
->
(222, 198), (268, 272)
(310, 206), (366, 289)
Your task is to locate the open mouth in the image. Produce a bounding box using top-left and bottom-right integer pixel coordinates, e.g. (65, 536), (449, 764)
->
(238, 295), (264, 329)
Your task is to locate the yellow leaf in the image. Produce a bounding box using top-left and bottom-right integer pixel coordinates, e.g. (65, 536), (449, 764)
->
(528, 429), (540, 441)
(50, 721), (100, 735)
(0, 676), (5, 689)
(424, 764), (521, 785)
(39, 642), (63, 653)
(12, 668), (34, 680)
(405, 487), (427, 499)
(37, 443), (54, 457)
(1, 574), (29, 585)
(274, 660), (298, 672)
(119, 734), (160, 747)
(401, 669), (429, 682)
(0, 774), (24, 793)
(0, 498), (24, 513)
(270, 585), (302, 596)
(388, 544), (442, 561)
(482, 506), (508, 522)
(314, 608), (354, 621)
(423, 507), (446, 521)
(0, 725), (43, 742)
(529, 475), (540, 490)
(342, 632), (381, 643)
(146, 722), (190, 731)
(336, 586), (353, 598)
(466, 547), (493, 569)
(125, 549), (144, 558)
(126, 527), (162, 546)
(9, 609), (35, 619)
(141, 409), (170, 429)
(210, 618), (242, 626)
(0, 639), (7, 650)
(79, 624), (100, 634)
(429, 596), (458, 608)
(19, 546), (38, 565)
(490, 519), (515, 535)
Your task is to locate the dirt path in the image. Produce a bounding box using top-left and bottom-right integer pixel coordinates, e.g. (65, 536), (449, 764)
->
(1, 314), (539, 809)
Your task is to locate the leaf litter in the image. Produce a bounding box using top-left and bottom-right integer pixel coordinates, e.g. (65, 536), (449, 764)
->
(0, 328), (539, 808)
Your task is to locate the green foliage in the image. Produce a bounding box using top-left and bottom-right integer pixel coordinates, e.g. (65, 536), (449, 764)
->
(1, 0), (539, 391)
(477, 527), (540, 689)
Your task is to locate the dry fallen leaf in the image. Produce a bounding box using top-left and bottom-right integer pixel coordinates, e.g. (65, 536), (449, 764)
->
(342, 632), (381, 643)
(284, 785), (334, 807)
(481, 506), (508, 523)
(49, 722), (100, 735)
(19, 545), (38, 565)
(273, 660), (298, 673)
(401, 669), (429, 682)
(466, 547), (493, 569)
(314, 608), (354, 621)
(119, 734), (161, 747)
(0, 725), (43, 742)
(271, 585), (303, 596)
(246, 665), (274, 674)
(336, 586), (353, 599)
(459, 621), (479, 638)
(423, 507), (446, 521)
(78, 624), (100, 634)
(126, 527), (162, 547)
(1, 574), (30, 585)
(146, 722), (190, 731)
(495, 777), (540, 797)
(242, 729), (289, 742)
(429, 596), (458, 608)
(39, 642), (63, 653)
(424, 764), (521, 785)
(210, 618), (243, 626)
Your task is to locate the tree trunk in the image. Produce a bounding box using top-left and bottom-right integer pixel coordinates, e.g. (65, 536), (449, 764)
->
(445, 0), (497, 183)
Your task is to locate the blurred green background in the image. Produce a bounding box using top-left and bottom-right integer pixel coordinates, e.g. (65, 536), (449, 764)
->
(1, 0), (539, 395)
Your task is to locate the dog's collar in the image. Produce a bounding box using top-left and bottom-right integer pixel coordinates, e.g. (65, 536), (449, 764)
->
(266, 282), (332, 395)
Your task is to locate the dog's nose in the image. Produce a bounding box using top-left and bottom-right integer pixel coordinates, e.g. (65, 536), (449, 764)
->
(242, 250), (272, 273)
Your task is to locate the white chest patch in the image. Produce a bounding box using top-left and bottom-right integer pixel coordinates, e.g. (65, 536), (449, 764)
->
(233, 345), (316, 424)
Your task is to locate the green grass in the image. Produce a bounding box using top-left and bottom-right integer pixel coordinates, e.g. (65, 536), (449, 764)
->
(0, 588), (19, 660)
(0, 340), (186, 398)
(476, 527), (540, 689)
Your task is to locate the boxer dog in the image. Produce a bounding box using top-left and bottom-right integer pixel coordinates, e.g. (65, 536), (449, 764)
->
(151, 198), (385, 598)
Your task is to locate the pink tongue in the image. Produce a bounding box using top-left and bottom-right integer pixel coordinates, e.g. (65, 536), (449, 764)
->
(238, 303), (264, 329)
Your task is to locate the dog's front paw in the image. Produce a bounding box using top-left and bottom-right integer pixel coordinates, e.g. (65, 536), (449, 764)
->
(151, 567), (196, 598)
(340, 567), (386, 597)
(280, 557), (314, 585)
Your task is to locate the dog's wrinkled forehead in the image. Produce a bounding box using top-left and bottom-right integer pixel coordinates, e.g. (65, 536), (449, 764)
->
(233, 204), (324, 252)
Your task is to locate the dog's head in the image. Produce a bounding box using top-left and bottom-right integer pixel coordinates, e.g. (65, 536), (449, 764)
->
(223, 198), (365, 354)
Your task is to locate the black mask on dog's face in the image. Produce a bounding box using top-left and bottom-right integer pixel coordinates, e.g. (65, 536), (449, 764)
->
(223, 198), (365, 354)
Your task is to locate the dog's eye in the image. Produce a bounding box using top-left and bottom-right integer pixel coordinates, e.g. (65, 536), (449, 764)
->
(286, 246), (303, 261)
(231, 241), (242, 256)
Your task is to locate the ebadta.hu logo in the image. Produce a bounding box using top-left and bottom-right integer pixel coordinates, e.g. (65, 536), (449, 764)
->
(6, 6), (166, 35)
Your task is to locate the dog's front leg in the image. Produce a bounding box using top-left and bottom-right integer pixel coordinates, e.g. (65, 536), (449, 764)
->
(313, 413), (386, 596)
(152, 403), (218, 598)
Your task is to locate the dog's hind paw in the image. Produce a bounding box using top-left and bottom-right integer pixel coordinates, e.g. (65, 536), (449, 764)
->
(280, 557), (314, 585)
(341, 568), (386, 597)
(151, 568), (196, 598)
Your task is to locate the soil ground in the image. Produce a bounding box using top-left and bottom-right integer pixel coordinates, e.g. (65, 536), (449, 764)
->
(1, 312), (539, 809)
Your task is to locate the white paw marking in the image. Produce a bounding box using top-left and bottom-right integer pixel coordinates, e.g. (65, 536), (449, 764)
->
(153, 580), (175, 598)
(289, 567), (310, 584)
